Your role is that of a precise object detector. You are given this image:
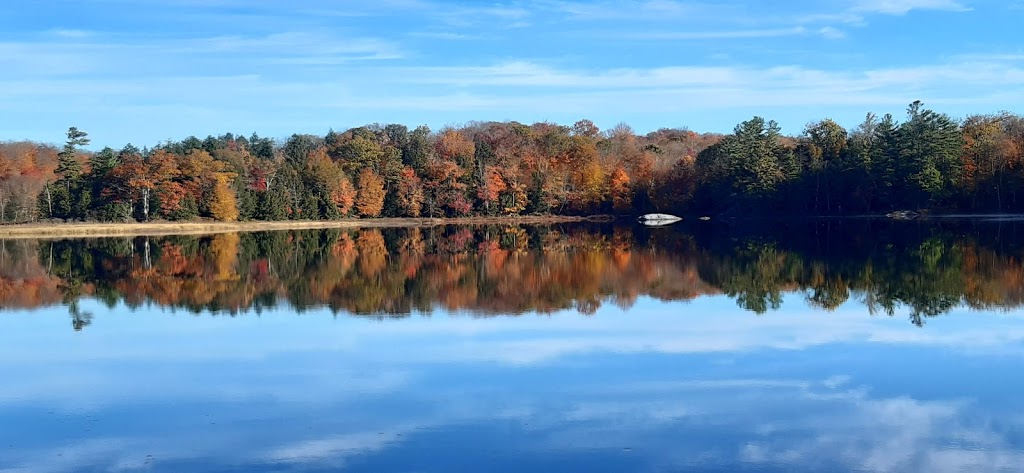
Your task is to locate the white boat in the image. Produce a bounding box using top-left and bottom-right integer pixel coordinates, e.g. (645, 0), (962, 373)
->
(638, 213), (682, 226)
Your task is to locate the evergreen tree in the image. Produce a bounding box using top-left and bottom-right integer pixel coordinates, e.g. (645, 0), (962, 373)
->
(55, 127), (89, 187)
(897, 101), (963, 208)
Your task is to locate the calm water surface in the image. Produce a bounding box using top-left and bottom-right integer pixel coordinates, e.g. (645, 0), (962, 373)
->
(2, 220), (1024, 472)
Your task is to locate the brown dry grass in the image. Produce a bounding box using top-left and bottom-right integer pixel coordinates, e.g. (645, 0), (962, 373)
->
(0, 215), (606, 240)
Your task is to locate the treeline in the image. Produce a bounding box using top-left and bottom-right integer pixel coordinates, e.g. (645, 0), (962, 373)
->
(3, 221), (1024, 327)
(3, 101), (1024, 223)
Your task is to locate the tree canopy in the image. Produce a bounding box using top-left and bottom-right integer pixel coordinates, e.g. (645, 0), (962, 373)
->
(4, 103), (1024, 224)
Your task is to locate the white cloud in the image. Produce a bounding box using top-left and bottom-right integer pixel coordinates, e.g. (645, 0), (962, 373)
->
(191, 32), (401, 58)
(550, 0), (727, 21)
(408, 31), (487, 41)
(625, 26), (810, 40)
(0, 30), (402, 79)
(818, 26), (847, 39)
(956, 53), (1024, 62)
(851, 0), (971, 15)
(0, 0), (1012, 144)
(2, 54), (1023, 145)
(382, 59), (1024, 101)
(46, 29), (97, 39)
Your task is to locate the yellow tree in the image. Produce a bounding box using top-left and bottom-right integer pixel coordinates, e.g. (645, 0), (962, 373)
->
(577, 160), (605, 211)
(210, 174), (239, 221)
(355, 168), (385, 217)
(566, 136), (603, 211)
(435, 130), (475, 163)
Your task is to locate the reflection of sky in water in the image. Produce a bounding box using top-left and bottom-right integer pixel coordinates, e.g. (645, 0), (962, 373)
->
(3, 296), (1024, 472)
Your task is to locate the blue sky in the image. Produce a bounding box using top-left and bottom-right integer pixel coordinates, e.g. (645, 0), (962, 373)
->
(1, 0), (1021, 148)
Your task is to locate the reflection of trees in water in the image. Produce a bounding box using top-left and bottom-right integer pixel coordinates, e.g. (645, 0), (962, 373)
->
(68, 301), (93, 331)
(684, 220), (1024, 326)
(2, 221), (1024, 326)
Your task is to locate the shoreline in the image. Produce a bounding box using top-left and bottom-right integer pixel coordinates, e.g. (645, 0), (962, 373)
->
(0, 215), (610, 240)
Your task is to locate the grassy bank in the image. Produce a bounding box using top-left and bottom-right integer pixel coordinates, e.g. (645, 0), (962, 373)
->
(0, 216), (608, 240)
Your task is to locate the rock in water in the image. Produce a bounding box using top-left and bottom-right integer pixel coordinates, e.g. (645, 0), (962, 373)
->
(886, 210), (919, 220)
(638, 213), (682, 226)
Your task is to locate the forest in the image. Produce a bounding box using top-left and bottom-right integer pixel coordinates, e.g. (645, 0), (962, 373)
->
(2, 220), (1024, 328)
(3, 101), (1024, 224)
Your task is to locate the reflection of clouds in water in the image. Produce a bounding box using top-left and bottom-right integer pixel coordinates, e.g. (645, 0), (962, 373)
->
(414, 304), (1024, 365)
(0, 438), (133, 473)
(265, 430), (412, 468)
(738, 390), (1024, 473)
(6, 296), (1024, 368)
(519, 379), (1024, 473)
(4, 298), (1024, 471)
(1, 375), (1023, 472)
(258, 377), (1024, 473)
(0, 366), (413, 411)
(4, 296), (1024, 411)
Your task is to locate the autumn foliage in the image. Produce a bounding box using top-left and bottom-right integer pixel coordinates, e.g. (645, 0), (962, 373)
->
(355, 168), (385, 217)
(210, 174), (239, 221)
(8, 103), (1024, 225)
(396, 167), (424, 217)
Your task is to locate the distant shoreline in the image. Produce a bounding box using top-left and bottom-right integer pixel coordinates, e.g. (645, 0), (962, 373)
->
(0, 215), (611, 240)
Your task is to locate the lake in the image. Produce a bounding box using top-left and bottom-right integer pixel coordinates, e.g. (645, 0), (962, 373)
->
(3, 219), (1024, 472)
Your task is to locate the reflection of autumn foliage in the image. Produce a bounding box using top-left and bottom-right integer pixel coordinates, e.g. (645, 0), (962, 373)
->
(0, 240), (62, 308)
(356, 230), (387, 277)
(4, 223), (1024, 326)
(1, 226), (713, 315)
(210, 233), (240, 281)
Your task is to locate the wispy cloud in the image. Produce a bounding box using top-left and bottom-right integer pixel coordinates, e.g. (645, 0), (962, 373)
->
(0, 30), (402, 79)
(46, 28), (97, 38)
(623, 26), (811, 40)
(0, 0), (1012, 144)
(850, 0), (972, 15)
(817, 26), (847, 39)
(299, 1), (533, 29)
(407, 31), (489, 41)
(549, 0), (728, 22)
(387, 59), (1024, 96)
(955, 52), (1024, 62)
(3, 53), (1023, 145)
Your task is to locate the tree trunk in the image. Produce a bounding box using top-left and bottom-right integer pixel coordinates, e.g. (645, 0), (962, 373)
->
(142, 188), (150, 220)
(44, 184), (53, 218)
(997, 171), (1004, 211)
